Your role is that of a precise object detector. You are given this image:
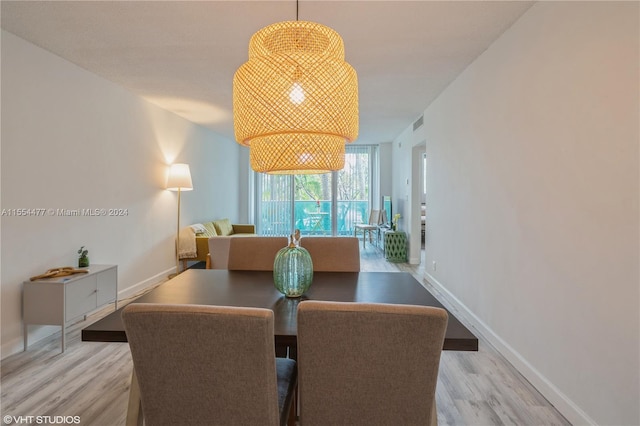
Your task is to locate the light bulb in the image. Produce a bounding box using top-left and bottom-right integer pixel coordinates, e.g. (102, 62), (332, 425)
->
(289, 83), (305, 105)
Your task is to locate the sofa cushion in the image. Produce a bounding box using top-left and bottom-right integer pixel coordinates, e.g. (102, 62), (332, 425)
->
(213, 218), (234, 236)
(202, 222), (218, 237)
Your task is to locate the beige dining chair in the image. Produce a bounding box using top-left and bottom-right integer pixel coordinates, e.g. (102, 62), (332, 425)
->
(122, 303), (297, 426)
(353, 209), (380, 248)
(299, 237), (360, 272)
(226, 236), (288, 271)
(206, 236), (233, 269)
(226, 236), (293, 357)
(297, 301), (448, 426)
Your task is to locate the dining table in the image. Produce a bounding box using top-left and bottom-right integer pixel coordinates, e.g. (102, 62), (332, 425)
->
(82, 269), (478, 352)
(82, 269), (477, 426)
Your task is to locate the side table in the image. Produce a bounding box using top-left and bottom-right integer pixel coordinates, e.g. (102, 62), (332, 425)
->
(383, 231), (407, 263)
(23, 264), (118, 352)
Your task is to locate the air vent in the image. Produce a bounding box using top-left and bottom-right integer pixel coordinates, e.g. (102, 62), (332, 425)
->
(413, 115), (424, 131)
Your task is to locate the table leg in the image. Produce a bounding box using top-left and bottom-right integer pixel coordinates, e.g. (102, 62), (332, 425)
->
(288, 387), (297, 426)
(430, 397), (438, 426)
(288, 344), (297, 361)
(61, 323), (65, 353)
(126, 368), (143, 426)
(24, 324), (28, 351)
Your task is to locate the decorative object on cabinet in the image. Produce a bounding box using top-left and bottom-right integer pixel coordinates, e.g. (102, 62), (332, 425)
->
(30, 267), (88, 281)
(392, 213), (401, 231)
(78, 246), (89, 267)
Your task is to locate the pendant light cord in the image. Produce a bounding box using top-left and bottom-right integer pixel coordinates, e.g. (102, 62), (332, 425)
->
(296, 0), (299, 21)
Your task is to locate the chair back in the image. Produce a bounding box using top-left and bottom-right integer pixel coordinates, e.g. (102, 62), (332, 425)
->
(297, 301), (448, 425)
(227, 237), (288, 271)
(122, 303), (282, 426)
(380, 209), (388, 226)
(368, 209), (381, 225)
(207, 237), (233, 269)
(299, 237), (360, 272)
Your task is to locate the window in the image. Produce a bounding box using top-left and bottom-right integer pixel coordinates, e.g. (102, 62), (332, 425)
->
(255, 145), (377, 237)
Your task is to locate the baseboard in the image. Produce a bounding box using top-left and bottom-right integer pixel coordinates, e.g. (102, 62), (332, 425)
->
(117, 266), (173, 301)
(423, 271), (596, 426)
(2, 326), (58, 360)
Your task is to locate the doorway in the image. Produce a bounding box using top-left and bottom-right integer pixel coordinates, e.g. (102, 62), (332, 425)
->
(409, 142), (426, 264)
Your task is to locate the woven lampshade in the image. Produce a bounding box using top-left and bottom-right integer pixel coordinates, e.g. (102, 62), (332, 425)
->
(233, 20), (358, 174)
(251, 134), (346, 175)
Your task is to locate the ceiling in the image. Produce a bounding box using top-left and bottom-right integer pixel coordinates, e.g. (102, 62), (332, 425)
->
(1, 1), (534, 145)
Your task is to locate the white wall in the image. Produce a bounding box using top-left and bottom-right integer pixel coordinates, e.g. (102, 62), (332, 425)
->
(400, 2), (638, 425)
(1, 31), (242, 358)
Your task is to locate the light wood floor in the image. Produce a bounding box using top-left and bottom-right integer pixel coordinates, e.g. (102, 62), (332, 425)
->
(1, 243), (571, 426)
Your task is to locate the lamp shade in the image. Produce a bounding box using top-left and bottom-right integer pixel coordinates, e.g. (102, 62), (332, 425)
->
(233, 20), (358, 174)
(166, 163), (193, 191)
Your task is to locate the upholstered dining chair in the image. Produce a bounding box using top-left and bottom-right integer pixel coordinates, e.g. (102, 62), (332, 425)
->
(227, 236), (288, 271)
(225, 236), (294, 357)
(299, 237), (360, 272)
(122, 303), (297, 426)
(353, 209), (381, 248)
(297, 301), (448, 426)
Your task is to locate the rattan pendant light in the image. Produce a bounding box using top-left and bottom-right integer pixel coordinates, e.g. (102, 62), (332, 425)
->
(233, 15), (358, 174)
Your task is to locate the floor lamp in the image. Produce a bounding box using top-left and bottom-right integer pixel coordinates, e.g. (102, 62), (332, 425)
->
(167, 163), (193, 277)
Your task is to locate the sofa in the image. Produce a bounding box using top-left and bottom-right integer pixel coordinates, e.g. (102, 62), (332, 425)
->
(179, 218), (255, 268)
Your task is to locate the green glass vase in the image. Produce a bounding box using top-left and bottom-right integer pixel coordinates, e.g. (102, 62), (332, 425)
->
(273, 234), (313, 298)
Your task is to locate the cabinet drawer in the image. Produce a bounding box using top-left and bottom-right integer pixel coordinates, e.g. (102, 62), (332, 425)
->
(65, 276), (97, 321)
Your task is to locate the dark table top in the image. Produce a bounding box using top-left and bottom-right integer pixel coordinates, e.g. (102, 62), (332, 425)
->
(82, 270), (478, 351)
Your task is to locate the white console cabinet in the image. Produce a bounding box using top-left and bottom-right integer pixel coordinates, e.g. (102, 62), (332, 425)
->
(23, 264), (117, 352)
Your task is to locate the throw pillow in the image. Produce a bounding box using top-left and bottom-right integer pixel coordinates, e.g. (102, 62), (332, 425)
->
(203, 222), (218, 237)
(213, 218), (234, 236)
